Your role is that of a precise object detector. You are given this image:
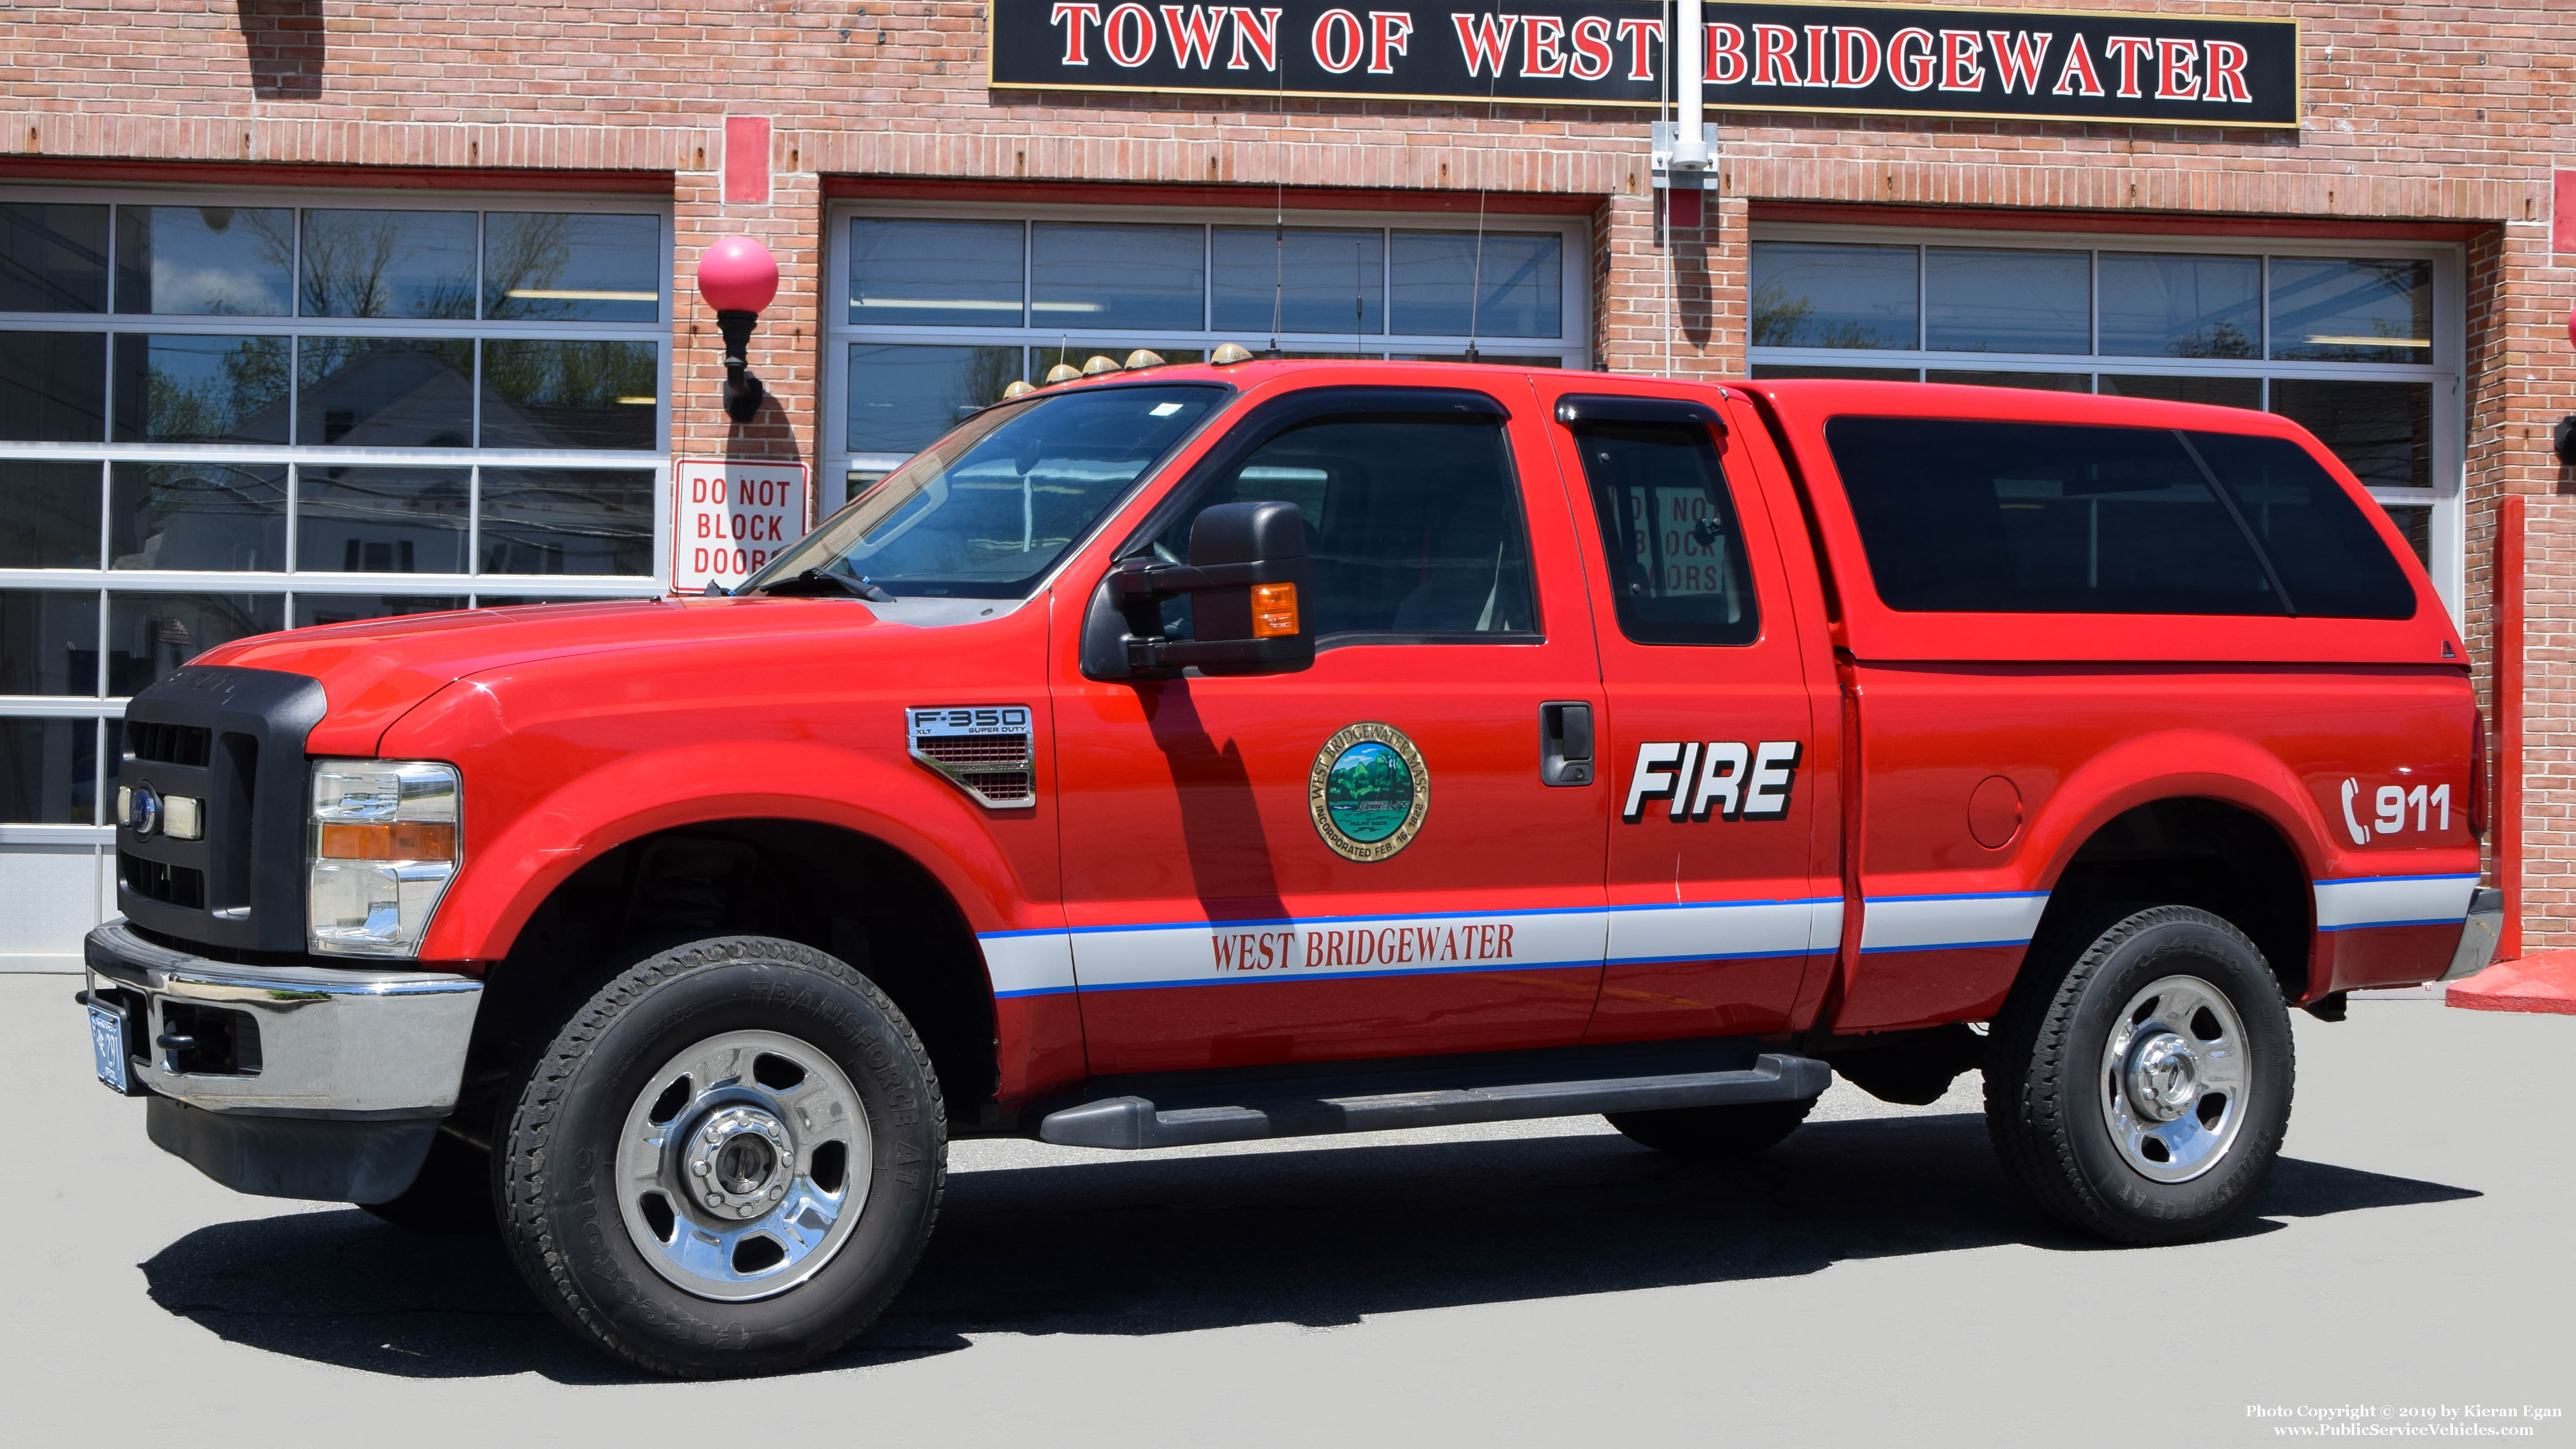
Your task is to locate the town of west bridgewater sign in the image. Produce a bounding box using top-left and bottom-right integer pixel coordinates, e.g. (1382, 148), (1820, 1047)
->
(989, 0), (2299, 126)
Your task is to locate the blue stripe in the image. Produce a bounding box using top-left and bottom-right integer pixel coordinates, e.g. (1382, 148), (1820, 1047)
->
(1073, 960), (1602, 992)
(1060, 902), (1611, 936)
(1859, 938), (2031, 955)
(2311, 872), (2482, 888)
(992, 984), (1078, 1000)
(1605, 947), (1838, 966)
(1609, 896), (1841, 914)
(2317, 917), (2467, 933)
(1861, 890), (2049, 905)
(979, 926), (1072, 941)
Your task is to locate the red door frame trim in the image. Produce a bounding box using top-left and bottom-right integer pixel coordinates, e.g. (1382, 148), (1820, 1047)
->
(2494, 495), (2525, 962)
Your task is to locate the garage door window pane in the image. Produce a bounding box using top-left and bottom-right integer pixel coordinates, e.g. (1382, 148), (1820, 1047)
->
(0, 718), (98, 823)
(847, 343), (1023, 454)
(299, 210), (478, 319)
(296, 336), (474, 447)
(293, 594), (470, 628)
(479, 469), (655, 575)
(0, 590), (101, 695)
(2269, 258), (2433, 364)
(112, 335), (291, 444)
(1389, 231), (1559, 339)
(106, 593), (286, 695)
(110, 463), (288, 572)
(114, 207), (293, 316)
(1, 203), (108, 313)
(1750, 242), (1917, 350)
(0, 461), (102, 568)
(1031, 223), (1204, 331)
(1213, 228), (1383, 336)
(2099, 254), (2260, 359)
(0, 331), (106, 442)
(849, 219), (1025, 327)
(484, 213), (661, 322)
(2379, 504), (2432, 568)
(479, 340), (658, 450)
(2268, 379), (2432, 491)
(296, 467), (470, 573)
(2100, 375), (2263, 410)
(1925, 248), (2090, 355)
(1924, 371), (2090, 392)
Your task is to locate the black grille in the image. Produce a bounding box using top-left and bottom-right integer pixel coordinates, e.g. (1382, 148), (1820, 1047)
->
(128, 720), (212, 767)
(122, 850), (206, 910)
(115, 665), (327, 953)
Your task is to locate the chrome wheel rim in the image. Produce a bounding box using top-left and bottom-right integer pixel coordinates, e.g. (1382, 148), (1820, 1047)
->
(2098, 974), (2250, 1184)
(614, 1029), (872, 1302)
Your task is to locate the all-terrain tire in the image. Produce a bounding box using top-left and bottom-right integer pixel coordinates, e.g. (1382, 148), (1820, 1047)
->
(496, 935), (946, 1378)
(1985, 904), (2293, 1245)
(1605, 1096), (1817, 1157)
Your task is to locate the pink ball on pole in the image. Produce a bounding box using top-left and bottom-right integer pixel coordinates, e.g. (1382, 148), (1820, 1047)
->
(698, 236), (780, 315)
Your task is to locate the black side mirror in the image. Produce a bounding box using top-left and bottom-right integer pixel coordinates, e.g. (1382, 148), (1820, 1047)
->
(1082, 501), (1314, 679)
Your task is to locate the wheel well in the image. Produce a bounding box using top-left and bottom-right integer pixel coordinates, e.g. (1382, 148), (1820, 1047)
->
(2031, 798), (2312, 1002)
(467, 820), (999, 1127)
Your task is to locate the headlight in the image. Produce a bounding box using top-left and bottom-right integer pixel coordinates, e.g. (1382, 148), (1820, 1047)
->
(308, 760), (461, 958)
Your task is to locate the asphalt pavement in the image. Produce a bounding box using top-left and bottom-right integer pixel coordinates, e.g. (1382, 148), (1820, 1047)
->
(8, 972), (2566, 1447)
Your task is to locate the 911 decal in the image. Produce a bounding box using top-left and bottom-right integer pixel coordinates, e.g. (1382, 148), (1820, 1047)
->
(2338, 775), (2452, 847)
(1623, 741), (1801, 824)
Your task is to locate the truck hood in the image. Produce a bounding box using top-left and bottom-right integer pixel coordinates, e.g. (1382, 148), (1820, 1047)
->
(199, 596), (905, 755)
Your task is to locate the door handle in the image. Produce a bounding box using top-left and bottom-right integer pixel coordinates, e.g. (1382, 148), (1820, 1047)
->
(1541, 701), (1593, 787)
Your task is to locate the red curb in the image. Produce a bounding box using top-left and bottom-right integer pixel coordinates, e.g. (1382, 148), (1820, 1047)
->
(2446, 950), (2576, 1016)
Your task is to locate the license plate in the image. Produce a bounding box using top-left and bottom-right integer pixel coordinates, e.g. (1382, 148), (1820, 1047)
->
(88, 1001), (131, 1094)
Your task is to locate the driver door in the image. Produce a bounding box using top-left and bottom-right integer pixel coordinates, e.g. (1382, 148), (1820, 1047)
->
(1050, 382), (1611, 1075)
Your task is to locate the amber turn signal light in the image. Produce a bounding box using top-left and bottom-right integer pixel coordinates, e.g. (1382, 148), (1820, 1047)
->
(318, 821), (459, 861)
(1251, 582), (1300, 639)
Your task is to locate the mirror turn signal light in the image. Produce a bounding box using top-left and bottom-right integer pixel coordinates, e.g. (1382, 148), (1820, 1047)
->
(318, 821), (459, 861)
(1251, 582), (1300, 639)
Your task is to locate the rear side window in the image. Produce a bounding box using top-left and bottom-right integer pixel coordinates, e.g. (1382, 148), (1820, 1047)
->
(2185, 430), (2417, 619)
(1569, 420), (1759, 645)
(1822, 418), (2416, 619)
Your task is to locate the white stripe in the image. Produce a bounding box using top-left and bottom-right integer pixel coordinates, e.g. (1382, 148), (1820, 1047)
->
(1860, 893), (2049, 952)
(978, 932), (1077, 996)
(1072, 909), (1608, 991)
(2313, 875), (2478, 931)
(1607, 899), (1836, 963)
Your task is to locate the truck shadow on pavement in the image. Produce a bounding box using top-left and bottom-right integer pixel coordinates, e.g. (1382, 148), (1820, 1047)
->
(138, 1113), (2477, 1383)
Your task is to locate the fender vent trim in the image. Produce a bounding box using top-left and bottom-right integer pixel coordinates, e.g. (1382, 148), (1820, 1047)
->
(907, 705), (1037, 809)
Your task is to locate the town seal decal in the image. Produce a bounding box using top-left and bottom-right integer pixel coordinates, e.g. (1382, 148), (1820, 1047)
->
(1309, 722), (1430, 862)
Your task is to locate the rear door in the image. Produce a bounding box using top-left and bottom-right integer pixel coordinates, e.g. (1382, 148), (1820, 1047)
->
(1539, 385), (1837, 1042)
(1050, 382), (1610, 1074)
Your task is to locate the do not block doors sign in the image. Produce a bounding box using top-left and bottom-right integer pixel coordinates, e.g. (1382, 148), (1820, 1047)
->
(675, 459), (811, 593)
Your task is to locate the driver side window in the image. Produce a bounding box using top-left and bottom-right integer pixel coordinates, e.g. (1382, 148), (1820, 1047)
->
(1153, 411), (1537, 642)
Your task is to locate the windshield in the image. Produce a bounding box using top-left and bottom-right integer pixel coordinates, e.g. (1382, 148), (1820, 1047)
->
(746, 383), (1229, 599)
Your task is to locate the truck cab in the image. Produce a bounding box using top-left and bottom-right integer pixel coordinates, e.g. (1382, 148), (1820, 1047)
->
(83, 360), (2502, 1376)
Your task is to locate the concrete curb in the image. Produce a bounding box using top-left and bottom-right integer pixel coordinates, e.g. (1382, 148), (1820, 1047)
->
(2446, 950), (2576, 1016)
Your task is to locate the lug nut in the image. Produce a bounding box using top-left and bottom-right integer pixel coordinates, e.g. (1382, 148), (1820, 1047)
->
(691, 1160), (708, 1175)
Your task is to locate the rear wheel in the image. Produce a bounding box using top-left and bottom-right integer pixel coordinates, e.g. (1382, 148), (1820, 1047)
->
(1606, 1096), (1816, 1157)
(1985, 905), (2293, 1245)
(497, 935), (945, 1377)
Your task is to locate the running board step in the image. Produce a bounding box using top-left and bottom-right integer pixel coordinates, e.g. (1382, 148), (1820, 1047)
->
(1036, 1052), (1831, 1151)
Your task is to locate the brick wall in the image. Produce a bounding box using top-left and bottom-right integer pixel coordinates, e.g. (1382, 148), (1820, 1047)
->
(6, 0), (2575, 940)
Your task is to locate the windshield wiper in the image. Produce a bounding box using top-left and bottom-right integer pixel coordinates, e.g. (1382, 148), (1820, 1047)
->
(757, 569), (896, 602)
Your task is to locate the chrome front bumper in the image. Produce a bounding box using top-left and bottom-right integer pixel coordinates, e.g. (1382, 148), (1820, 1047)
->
(83, 919), (481, 1119)
(2440, 887), (2509, 983)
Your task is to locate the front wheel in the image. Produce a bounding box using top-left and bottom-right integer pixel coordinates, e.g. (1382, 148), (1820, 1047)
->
(497, 936), (946, 1377)
(1985, 905), (2293, 1245)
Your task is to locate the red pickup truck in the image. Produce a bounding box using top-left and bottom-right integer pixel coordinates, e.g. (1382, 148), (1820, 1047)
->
(84, 361), (2501, 1377)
